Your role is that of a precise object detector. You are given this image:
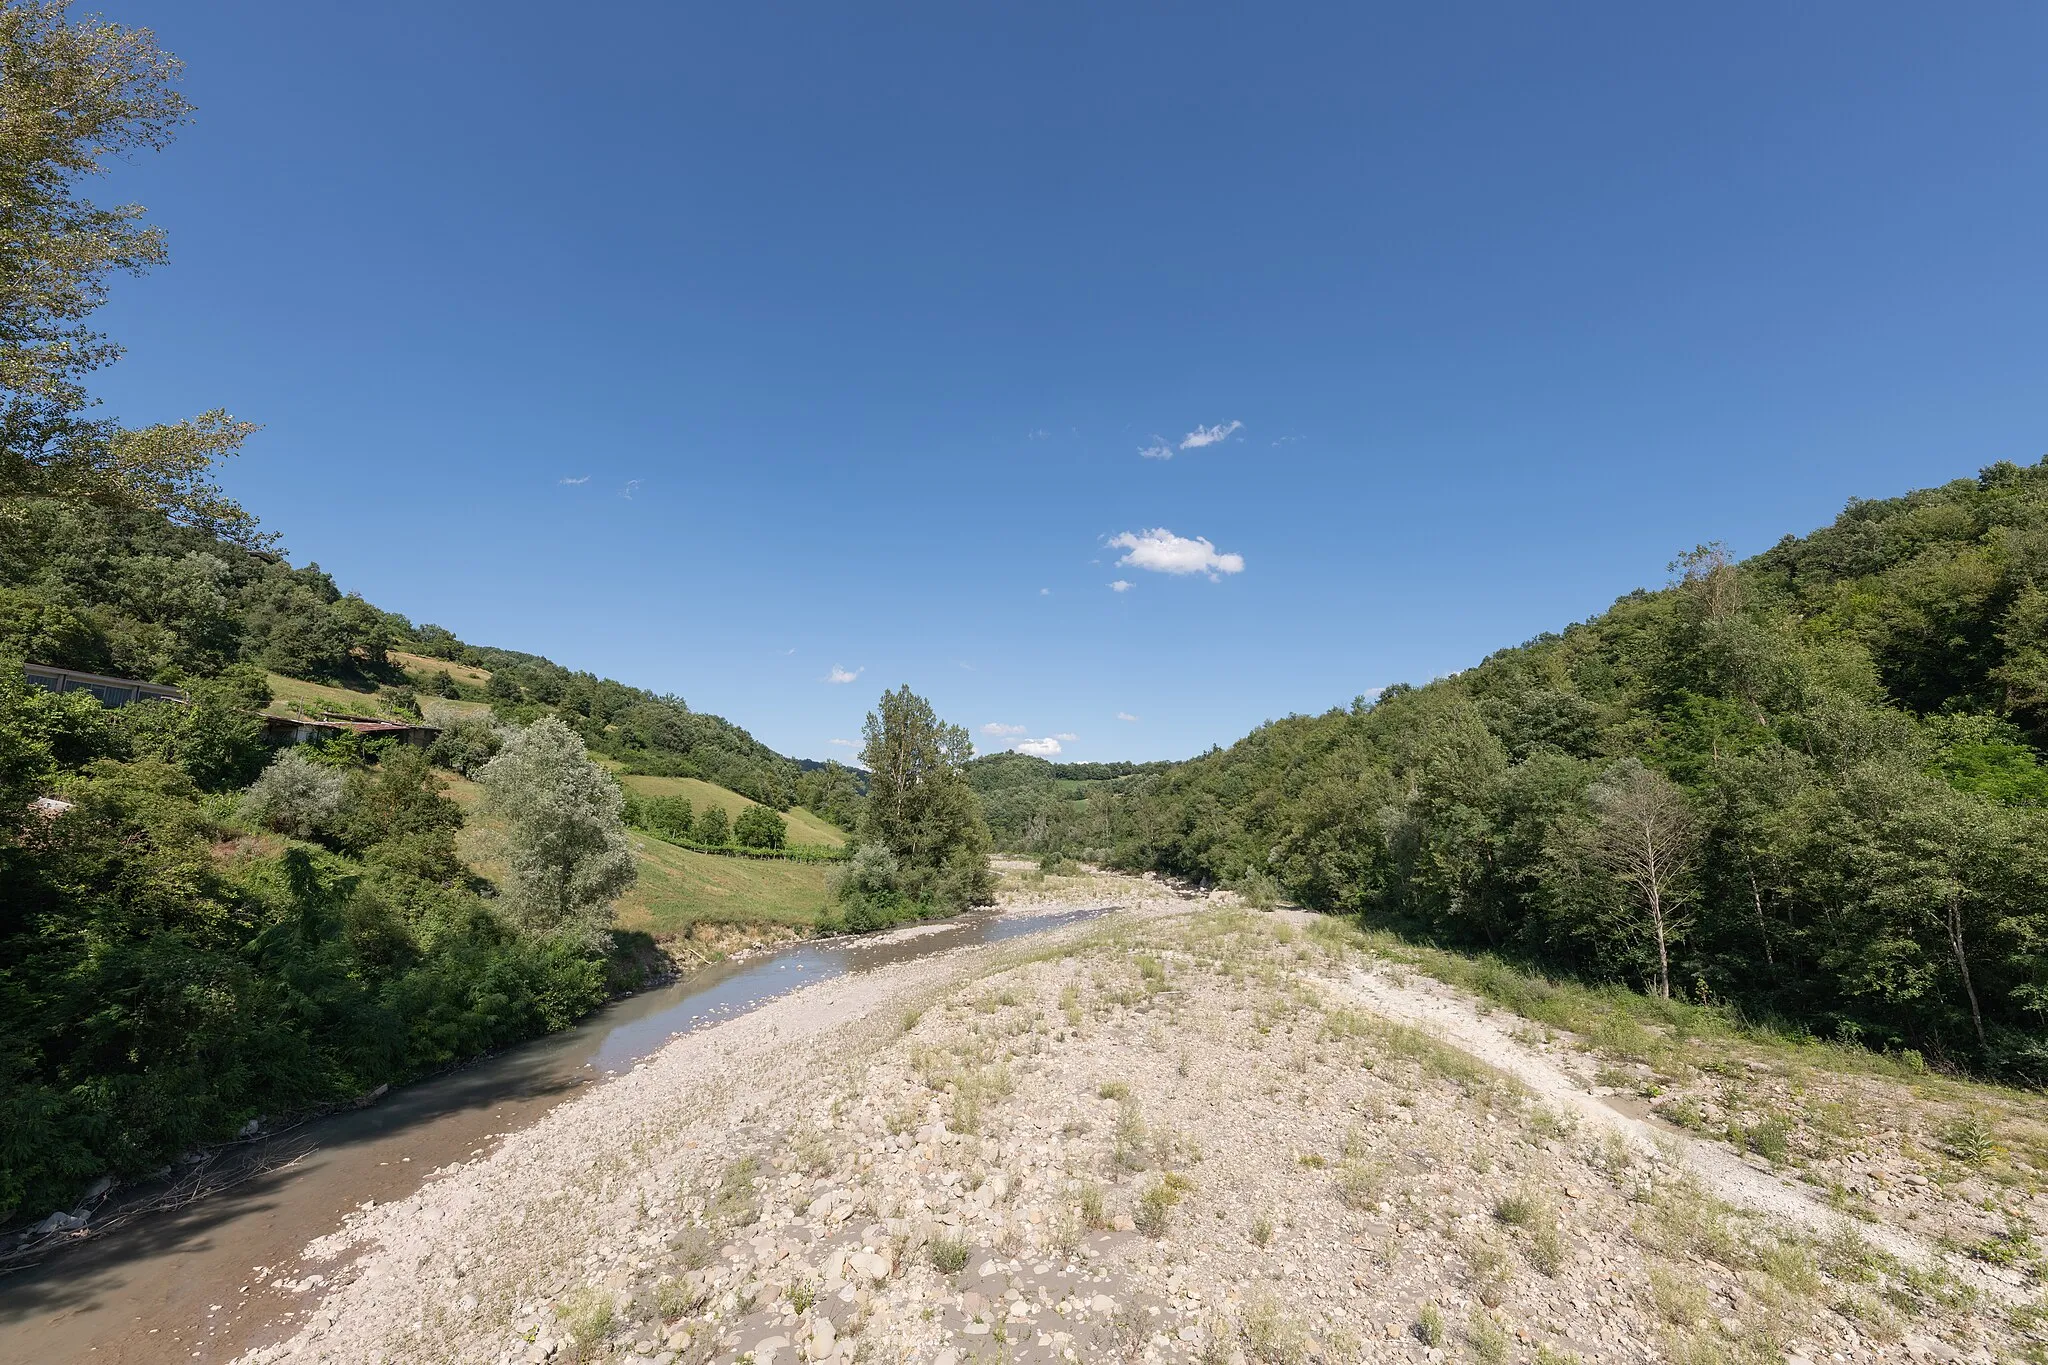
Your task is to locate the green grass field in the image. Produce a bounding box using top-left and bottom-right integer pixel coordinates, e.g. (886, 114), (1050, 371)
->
(442, 771), (835, 939)
(616, 773), (847, 848)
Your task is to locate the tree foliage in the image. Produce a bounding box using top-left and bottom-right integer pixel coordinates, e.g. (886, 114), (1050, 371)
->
(477, 717), (636, 949)
(852, 686), (993, 910)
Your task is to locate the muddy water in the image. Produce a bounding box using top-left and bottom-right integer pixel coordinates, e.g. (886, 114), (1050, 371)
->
(0, 904), (1111, 1365)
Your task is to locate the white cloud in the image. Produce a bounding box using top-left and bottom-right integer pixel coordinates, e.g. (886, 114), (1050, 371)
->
(982, 722), (1027, 737)
(1039, 588), (1050, 596)
(1109, 579), (1133, 592)
(1108, 528), (1245, 580)
(1014, 737), (1063, 757)
(1137, 437), (1174, 460)
(827, 738), (857, 748)
(558, 475), (590, 485)
(1028, 428), (1051, 439)
(1116, 712), (1139, 722)
(1179, 420), (1242, 450)
(1052, 732), (1078, 742)
(620, 479), (641, 500)
(824, 665), (862, 685)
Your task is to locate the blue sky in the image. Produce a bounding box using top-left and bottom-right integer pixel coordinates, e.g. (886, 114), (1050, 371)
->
(89, 3), (2048, 763)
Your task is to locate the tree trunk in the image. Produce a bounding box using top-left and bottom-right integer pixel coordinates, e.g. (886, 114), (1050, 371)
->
(1948, 893), (1987, 1048)
(1744, 858), (1774, 966)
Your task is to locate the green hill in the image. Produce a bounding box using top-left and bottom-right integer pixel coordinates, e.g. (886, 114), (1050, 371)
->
(615, 773), (847, 848)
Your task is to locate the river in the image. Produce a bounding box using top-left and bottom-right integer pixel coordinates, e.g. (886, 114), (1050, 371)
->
(0, 904), (1111, 1365)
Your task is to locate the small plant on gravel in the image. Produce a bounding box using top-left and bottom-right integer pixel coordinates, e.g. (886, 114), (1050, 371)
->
(1745, 1113), (1794, 1163)
(555, 1287), (614, 1351)
(1239, 1293), (1308, 1365)
(1467, 1310), (1510, 1363)
(1528, 1105), (1577, 1139)
(1097, 1080), (1131, 1100)
(1134, 1172), (1191, 1238)
(1049, 1206), (1083, 1259)
(1462, 1237), (1513, 1307)
(1335, 1159), (1384, 1209)
(1415, 1302), (1445, 1346)
(1527, 1219), (1566, 1276)
(1296, 1152), (1327, 1169)
(786, 1279), (818, 1313)
(667, 1225), (715, 1271)
(655, 1276), (706, 1320)
(1941, 1115), (1998, 1166)
(928, 1235), (970, 1274)
(1341, 1123), (1369, 1159)
(1080, 1182), (1109, 1230)
(1492, 1189), (1541, 1227)
(1648, 1266), (1707, 1325)
(1534, 1346), (1582, 1365)
(1249, 1212), (1275, 1247)
(1114, 1098), (1148, 1169)
(791, 1128), (833, 1176)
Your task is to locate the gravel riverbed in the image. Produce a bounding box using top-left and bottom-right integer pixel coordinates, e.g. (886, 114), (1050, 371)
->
(236, 875), (2032, 1365)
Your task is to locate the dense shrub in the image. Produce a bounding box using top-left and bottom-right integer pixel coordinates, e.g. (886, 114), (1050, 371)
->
(240, 749), (345, 837)
(733, 803), (786, 850)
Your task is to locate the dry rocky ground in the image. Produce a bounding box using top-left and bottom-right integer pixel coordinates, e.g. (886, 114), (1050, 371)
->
(237, 871), (2048, 1365)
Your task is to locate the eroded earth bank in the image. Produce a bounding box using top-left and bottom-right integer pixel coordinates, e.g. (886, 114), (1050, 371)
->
(238, 869), (2046, 1365)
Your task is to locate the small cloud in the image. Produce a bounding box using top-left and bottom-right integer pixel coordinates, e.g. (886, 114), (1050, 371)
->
(1052, 732), (1078, 742)
(1013, 737), (1063, 757)
(1028, 428), (1051, 439)
(957, 660), (975, 671)
(1108, 528), (1245, 580)
(827, 738), (857, 748)
(1116, 711), (1139, 722)
(1179, 420), (1242, 450)
(982, 722), (1027, 737)
(824, 665), (862, 685)
(1270, 434), (1303, 448)
(1137, 437), (1174, 460)
(1109, 579), (1133, 592)
(620, 479), (641, 500)
(1039, 588), (1050, 596)
(558, 475), (590, 485)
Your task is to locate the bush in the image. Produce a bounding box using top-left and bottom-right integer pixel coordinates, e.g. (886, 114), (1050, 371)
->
(733, 803), (787, 850)
(640, 794), (694, 840)
(425, 715), (502, 777)
(692, 804), (730, 846)
(240, 749), (345, 838)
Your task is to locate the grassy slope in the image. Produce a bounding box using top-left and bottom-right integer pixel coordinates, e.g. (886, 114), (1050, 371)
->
(390, 650), (492, 688)
(616, 772), (847, 848)
(443, 771), (833, 939)
(264, 672), (412, 722)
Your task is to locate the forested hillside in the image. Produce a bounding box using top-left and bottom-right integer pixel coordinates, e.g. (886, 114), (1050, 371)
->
(1096, 459), (2048, 1074)
(964, 751), (1167, 852)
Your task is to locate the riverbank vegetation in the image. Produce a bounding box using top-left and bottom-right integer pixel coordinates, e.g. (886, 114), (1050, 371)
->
(827, 686), (996, 932)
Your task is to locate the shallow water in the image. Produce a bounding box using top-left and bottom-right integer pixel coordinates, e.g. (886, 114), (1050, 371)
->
(0, 904), (1111, 1365)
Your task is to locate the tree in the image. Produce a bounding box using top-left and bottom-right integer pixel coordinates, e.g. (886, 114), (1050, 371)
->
(693, 803), (729, 846)
(0, 3), (264, 545)
(476, 716), (635, 949)
(1582, 759), (1698, 1000)
(641, 794), (693, 840)
(856, 685), (993, 909)
(733, 803), (786, 850)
